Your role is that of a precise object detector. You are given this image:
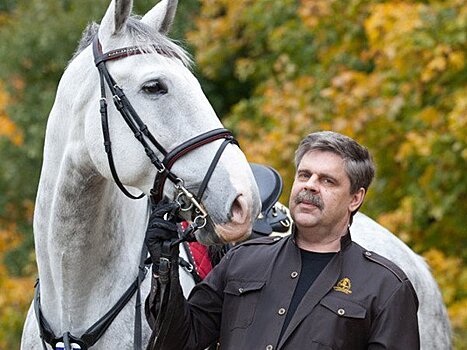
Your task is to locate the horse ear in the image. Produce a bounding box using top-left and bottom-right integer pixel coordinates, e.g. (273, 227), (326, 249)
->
(142, 0), (178, 34)
(100, 0), (133, 38)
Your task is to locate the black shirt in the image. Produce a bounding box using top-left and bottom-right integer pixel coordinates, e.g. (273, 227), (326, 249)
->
(279, 250), (336, 340)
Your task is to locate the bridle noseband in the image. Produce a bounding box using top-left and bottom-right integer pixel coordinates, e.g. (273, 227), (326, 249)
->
(92, 36), (238, 227)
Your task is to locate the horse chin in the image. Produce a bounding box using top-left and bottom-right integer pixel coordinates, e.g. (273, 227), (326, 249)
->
(195, 230), (223, 246)
(194, 222), (252, 246)
(213, 222), (252, 244)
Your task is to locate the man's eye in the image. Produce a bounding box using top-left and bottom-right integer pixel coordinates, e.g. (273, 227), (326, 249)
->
(142, 80), (168, 95)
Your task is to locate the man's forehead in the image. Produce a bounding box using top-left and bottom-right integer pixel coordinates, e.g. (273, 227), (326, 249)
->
(299, 150), (344, 167)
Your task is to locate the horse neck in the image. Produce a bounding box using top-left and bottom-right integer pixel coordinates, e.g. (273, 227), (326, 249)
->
(34, 100), (149, 333)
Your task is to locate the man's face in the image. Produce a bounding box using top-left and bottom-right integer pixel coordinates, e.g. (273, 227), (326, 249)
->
(289, 150), (364, 233)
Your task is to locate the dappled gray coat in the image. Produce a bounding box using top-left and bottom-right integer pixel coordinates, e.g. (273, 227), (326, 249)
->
(146, 231), (420, 349)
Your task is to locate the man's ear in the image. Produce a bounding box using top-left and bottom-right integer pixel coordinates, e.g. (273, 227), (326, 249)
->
(349, 188), (365, 213)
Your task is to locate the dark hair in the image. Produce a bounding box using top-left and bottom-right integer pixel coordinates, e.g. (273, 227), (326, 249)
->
(294, 131), (375, 194)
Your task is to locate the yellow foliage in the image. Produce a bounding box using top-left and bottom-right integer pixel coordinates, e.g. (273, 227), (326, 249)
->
(378, 197), (414, 243)
(396, 130), (437, 162)
(448, 50), (465, 71)
(365, 2), (466, 82)
(0, 218), (35, 348)
(449, 299), (467, 330)
(448, 88), (467, 155)
(187, 0), (252, 78)
(365, 3), (424, 67)
(299, 0), (334, 28)
(231, 71), (323, 200)
(0, 268), (34, 349)
(0, 13), (12, 26)
(0, 115), (24, 146)
(0, 268), (34, 312)
(321, 68), (404, 136)
(418, 107), (443, 129)
(423, 249), (467, 330)
(0, 223), (22, 252)
(0, 84), (8, 106)
(422, 46), (465, 82)
(0, 82), (23, 146)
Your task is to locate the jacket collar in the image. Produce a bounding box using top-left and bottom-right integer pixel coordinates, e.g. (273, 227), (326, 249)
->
(290, 225), (353, 252)
(340, 229), (352, 250)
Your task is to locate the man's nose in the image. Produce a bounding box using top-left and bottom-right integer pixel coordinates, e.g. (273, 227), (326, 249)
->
(304, 174), (319, 192)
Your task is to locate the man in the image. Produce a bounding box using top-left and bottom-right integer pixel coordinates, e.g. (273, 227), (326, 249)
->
(145, 131), (420, 349)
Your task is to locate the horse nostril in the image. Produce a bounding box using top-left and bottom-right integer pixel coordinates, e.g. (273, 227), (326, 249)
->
(230, 195), (248, 224)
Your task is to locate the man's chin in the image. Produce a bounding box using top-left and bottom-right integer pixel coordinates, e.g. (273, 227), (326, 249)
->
(292, 212), (319, 229)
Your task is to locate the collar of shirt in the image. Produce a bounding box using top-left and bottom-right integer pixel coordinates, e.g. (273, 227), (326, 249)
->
(290, 225), (352, 252)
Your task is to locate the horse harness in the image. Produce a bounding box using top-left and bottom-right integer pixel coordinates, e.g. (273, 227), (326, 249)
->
(92, 36), (238, 229)
(34, 35), (238, 350)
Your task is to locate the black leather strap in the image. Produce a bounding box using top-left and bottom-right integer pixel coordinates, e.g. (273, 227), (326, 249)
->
(180, 242), (202, 284)
(197, 136), (236, 200)
(33, 246), (150, 350)
(93, 40), (182, 66)
(133, 244), (149, 349)
(147, 240), (180, 350)
(151, 128), (237, 204)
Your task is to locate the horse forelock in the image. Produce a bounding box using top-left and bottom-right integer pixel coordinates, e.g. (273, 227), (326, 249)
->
(71, 16), (192, 67)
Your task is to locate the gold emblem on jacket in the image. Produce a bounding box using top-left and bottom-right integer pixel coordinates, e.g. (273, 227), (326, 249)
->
(333, 277), (352, 294)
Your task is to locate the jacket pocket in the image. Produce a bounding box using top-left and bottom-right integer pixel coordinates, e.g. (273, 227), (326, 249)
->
(319, 295), (367, 319)
(309, 295), (368, 348)
(223, 280), (265, 330)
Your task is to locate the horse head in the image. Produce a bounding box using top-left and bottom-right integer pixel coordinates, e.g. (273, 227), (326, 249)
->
(79, 0), (260, 245)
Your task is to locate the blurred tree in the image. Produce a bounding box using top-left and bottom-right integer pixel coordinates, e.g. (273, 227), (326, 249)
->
(0, 0), (17, 12)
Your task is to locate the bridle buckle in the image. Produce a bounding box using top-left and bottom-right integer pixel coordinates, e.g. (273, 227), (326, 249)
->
(175, 180), (207, 219)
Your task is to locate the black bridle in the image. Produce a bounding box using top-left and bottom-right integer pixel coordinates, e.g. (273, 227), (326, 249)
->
(92, 36), (238, 228)
(34, 35), (238, 350)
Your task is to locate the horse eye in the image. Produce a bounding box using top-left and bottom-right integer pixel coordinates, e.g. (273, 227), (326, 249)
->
(142, 80), (168, 95)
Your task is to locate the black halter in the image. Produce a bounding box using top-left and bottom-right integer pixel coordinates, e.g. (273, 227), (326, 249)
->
(92, 36), (238, 218)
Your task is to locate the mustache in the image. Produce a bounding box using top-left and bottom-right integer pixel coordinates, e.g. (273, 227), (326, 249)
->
(294, 190), (324, 210)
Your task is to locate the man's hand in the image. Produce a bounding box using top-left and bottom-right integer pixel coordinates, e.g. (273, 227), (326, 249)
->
(145, 199), (180, 273)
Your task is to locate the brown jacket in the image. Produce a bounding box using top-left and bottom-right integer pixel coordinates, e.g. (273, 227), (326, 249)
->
(146, 231), (420, 349)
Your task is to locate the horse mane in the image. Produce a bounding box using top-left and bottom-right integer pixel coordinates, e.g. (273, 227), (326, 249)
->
(71, 16), (192, 67)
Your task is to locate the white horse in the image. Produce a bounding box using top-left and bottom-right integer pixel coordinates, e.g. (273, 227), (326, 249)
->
(21, 0), (260, 349)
